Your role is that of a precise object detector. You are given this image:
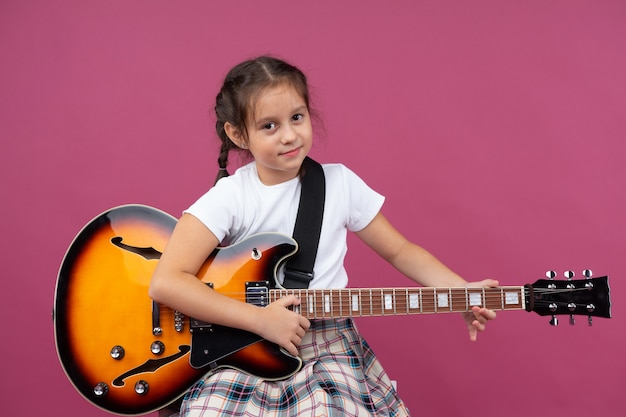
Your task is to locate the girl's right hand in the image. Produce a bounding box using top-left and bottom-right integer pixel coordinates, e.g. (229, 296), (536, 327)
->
(256, 295), (310, 357)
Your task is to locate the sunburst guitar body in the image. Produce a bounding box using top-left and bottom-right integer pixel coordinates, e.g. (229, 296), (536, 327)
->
(53, 205), (300, 415)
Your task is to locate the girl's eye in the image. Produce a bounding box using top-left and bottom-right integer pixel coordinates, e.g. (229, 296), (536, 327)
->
(263, 122), (276, 130)
(292, 114), (304, 122)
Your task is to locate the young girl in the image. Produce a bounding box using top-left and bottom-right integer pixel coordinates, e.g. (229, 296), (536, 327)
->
(149, 55), (498, 416)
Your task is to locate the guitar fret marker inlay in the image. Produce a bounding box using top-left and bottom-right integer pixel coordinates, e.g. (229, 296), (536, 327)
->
(469, 293), (482, 306)
(437, 293), (449, 308)
(409, 293), (419, 309)
(505, 292), (519, 305)
(352, 294), (359, 312)
(384, 294), (393, 310)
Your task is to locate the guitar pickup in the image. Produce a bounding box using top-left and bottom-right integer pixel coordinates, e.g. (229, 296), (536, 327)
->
(246, 281), (270, 307)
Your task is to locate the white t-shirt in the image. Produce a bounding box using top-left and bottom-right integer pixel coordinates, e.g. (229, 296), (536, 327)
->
(185, 162), (385, 289)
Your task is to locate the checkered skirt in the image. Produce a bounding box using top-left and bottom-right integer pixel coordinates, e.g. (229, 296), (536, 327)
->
(177, 318), (409, 416)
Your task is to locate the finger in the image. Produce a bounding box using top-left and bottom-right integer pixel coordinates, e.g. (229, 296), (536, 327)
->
(283, 342), (298, 357)
(276, 294), (300, 308)
(482, 279), (499, 287)
(472, 306), (497, 321)
(299, 316), (311, 330)
(468, 325), (478, 342)
(466, 279), (499, 288)
(474, 306), (497, 321)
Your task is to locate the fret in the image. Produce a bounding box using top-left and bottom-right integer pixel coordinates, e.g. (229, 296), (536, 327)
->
(338, 289), (343, 318)
(371, 289), (383, 316)
(450, 288), (467, 312)
(345, 288), (352, 318)
(418, 288), (423, 314)
(292, 289), (301, 315)
(464, 287), (469, 311)
(392, 289), (397, 314)
(381, 288), (396, 315)
(307, 290), (313, 316)
(404, 289), (409, 315)
(484, 288), (497, 310)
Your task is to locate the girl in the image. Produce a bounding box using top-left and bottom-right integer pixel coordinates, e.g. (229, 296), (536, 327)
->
(149, 56), (497, 416)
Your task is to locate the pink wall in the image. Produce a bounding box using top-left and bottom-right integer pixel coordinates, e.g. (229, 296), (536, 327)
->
(1, 1), (624, 415)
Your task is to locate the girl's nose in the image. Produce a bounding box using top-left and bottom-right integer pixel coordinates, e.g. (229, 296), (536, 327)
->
(281, 124), (297, 143)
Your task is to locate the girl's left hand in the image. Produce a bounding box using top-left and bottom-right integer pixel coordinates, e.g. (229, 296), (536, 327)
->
(462, 279), (499, 341)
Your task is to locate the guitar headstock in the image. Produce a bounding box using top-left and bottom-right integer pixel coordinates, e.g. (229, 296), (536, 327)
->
(525, 270), (611, 326)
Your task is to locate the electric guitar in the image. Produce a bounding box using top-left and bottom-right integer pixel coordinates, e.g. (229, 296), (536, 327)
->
(53, 204), (612, 415)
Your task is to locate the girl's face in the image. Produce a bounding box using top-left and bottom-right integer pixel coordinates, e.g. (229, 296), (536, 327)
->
(245, 83), (313, 185)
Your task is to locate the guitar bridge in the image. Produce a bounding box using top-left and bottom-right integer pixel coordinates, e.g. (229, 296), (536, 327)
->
(189, 281), (270, 333)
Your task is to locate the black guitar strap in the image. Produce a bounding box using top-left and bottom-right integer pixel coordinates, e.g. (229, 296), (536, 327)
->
(283, 157), (326, 289)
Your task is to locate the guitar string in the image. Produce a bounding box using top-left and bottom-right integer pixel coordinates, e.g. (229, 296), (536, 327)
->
(153, 287), (589, 303)
(155, 289), (531, 319)
(154, 287), (591, 320)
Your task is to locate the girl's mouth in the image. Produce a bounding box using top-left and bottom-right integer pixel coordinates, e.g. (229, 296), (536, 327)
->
(281, 147), (301, 157)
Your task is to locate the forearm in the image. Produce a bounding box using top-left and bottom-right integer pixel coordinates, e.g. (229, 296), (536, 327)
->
(357, 212), (467, 287)
(390, 241), (467, 288)
(149, 269), (262, 334)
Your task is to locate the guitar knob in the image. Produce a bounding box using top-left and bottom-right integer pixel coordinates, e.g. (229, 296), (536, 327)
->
(151, 341), (165, 355)
(110, 345), (125, 360)
(134, 380), (149, 395)
(93, 382), (109, 397)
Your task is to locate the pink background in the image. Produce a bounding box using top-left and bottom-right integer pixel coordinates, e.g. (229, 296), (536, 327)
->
(1, 1), (624, 416)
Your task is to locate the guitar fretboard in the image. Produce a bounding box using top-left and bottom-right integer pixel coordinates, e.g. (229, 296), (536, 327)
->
(269, 287), (526, 319)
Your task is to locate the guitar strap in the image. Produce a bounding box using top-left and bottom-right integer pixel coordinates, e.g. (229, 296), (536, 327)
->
(283, 156), (326, 289)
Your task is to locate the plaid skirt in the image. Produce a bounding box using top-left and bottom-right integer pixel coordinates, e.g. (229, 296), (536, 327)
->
(175, 318), (409, 417)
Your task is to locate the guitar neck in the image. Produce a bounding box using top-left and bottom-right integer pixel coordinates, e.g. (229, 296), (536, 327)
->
(270, 286), (527, 319)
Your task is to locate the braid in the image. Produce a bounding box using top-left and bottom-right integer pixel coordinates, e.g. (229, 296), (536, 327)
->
(214, 135), (231, 184)
(214, 118), (234, 184)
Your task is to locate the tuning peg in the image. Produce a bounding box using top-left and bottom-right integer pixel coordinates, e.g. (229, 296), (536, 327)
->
(588, 316), (593, 326)
(549, 316), (559, 326)
(569, 315), (575, 325)
(546, 270), (556, 279)
(564, 270), (574, 280)
(584, 269), (595, 289)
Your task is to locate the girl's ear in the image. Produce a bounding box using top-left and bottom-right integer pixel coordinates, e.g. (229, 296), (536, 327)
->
(224, 122), (247, 149)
